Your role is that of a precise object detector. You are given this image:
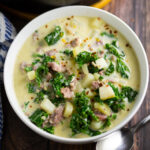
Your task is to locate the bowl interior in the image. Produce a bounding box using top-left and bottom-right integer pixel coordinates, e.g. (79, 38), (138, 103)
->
(4, 6), (149, 144)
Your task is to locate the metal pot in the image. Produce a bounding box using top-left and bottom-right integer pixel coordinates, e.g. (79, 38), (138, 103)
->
(35, 0), (81, 6)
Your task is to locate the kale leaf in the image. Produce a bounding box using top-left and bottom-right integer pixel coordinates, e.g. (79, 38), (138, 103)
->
(111, 40), (118, 47)
(63, 49), (73, 57)
(51, 97), (65, 106)
(70, 114), (101, 136)
(27, 82), (36, 93)
(108, 82), (120, 98)
(24, 66), (32, 72)
(121, 86), (138, 102)
(88, 63), (100, 73)
(29, 109), (48, 127)
(101, 114), (117, 129)
(51, 73), (74, 97)
(76, 51), (98, 67)
(105, 82), (137, 112)
(70, 92), (100, 136)
(34, 90), (47, 103)
(32, 54), (54, 85)
(111, 40), (125, 57)
(99, 76), (104, 81)
(43, 126), (54, 134)
(116, 58), (130, 78)
(24, 101), (29, 110)
(105, 97), (125, 113)
(74, 92), (98, 120)
(105, 43), (122, 58)
(105, 82), (125, 112)
(100, 32), (115, 38)
(44, 26), (64, 46)
(105, 61), (115, 76)
(29, 109), (54, 134)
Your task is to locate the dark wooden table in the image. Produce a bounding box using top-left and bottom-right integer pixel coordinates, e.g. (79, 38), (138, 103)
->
(1, 0), (150, 149)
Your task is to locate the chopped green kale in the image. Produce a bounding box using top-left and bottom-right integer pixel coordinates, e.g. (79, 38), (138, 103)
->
(101, 114), (117, 129)
(32, 59), (40, 65)
(27, 83), (36, 93)
(116, 58), (130, 78)
(70, 114), (101, 136)
(24, 66), (32, 72)
(105, 82), (137, 112)
(74, 92), (98, 120)
(63, 49), (73, 57)
(105, 82), (125, 112)
(105, 62), (115, 76)
(111, 40), (125, 57)
(32, 54), (54, 85)
(29, 109), (54, 134)
(88, 63), (100, 73)
(44, 26), (64, 46)
(34, 90), (47, 103)
(93, 94), (103, 104)
(76, 51), (98, 67)
(70, 92), (99, 136)
(105, 97), (125, 113)
(51, 97), (65, 106)
(121, 86), (138, 102)
(99, 76), (104, 81)
(24, 101), (29, 110)
(108, 82), (120, 98)
(100, 32), (115, 38)
(43, 126), (54, 134)
(105, 43), (123, 58)
(111, 40), (118, 47)
(51, 73), (74, 97)
(29, 109), (48, 127)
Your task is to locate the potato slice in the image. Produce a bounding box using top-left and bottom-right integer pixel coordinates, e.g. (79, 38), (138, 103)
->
(94, 58), (108, 69)
(85, 88), (96, 98)
(90, 120), (102, 131)
(94, 73), (100, 80)
(40, 98), (56, 114)
(73, 48), (81, 57)
(74, 82), (84, 93)
(82, 73), (95, 87)
(99, 86), (115, 100)
(94, 102), (111, 116)
(82, 64), (89, 74)
(64, 102), (74, 118)
(27, 70), (36, 80)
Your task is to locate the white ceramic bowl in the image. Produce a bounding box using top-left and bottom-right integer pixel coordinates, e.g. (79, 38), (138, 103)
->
(4, 6), (149, 144)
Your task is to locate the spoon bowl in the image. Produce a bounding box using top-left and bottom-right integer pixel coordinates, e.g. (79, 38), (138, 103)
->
(96, 128), (133, 150)
(96, 114), (150, 150)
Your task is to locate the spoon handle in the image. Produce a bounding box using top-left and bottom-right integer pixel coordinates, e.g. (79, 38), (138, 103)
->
(131, 114), (150, 133)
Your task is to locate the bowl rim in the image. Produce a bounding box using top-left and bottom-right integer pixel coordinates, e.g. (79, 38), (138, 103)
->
(4, 5), (149, 144)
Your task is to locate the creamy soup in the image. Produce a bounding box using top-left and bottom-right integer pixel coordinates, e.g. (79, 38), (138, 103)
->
(14, 16), (140, 138)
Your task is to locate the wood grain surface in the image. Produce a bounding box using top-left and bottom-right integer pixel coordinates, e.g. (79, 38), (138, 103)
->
(1, 0), (150, 149)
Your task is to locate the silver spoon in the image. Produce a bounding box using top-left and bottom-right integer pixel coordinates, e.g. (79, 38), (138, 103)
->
(96, 114), (150, 150)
